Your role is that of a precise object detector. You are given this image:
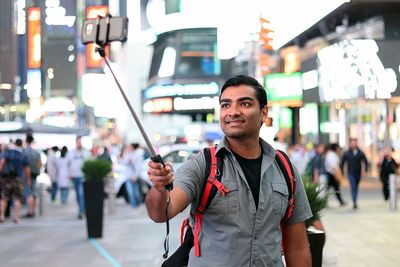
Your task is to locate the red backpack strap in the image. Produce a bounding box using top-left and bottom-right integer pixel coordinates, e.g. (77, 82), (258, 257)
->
(275, 150), (295, 222)
(193, 146), (227, 257)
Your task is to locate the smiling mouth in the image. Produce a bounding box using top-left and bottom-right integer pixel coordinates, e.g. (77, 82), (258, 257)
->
(226, 120), (245, 125)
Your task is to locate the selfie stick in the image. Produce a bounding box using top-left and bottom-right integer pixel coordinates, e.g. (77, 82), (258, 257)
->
(96, 46), (173, 191)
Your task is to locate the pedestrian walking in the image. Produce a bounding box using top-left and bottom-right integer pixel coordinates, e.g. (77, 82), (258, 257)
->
(47, 146), (59, 203)
(22, 135), (42, 218)
(121, 143), (143, 207)
(67, 136), (91, 219)
(325, 143), (346, 207)
(378, 147), (398, 201)
(145, 75), (312, 266)
(57, 146), (70, 205)
(340, 138), (368, 209)
(0, 139), (31, 223)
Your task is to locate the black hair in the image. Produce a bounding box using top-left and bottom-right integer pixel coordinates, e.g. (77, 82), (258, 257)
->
(15, 139), (23, 147)
(328, 143), (340, 151)
(26, 134), (34, 144)
(61, 146), (68, 158)
(220, 75), (267, 109)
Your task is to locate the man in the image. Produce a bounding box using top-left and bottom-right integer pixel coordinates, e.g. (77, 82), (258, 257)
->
(340, 138), (368, 209)
(0, 139), (31, 223)
(47, 146), (59, 203)
(23, 135), (42, 217)
(146, 75), (312, 266)
(121, 143), (143, 207)
(67, 136), (91, 219)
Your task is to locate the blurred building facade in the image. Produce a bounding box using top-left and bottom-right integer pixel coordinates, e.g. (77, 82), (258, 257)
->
(276, 0), (400, 175)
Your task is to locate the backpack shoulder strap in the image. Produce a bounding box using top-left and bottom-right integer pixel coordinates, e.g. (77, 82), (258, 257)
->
(193, 145), (226, 257)
(197, 146), (225, 213)
(275, 150), (295, 222)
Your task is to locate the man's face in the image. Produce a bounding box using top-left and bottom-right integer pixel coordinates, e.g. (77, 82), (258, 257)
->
(219, 85), (268, 140)
(350, 139), (357, 149)
(76, 138), (82, 149)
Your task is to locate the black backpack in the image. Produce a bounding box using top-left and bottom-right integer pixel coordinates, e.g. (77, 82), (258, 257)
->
(162, 146), (295, 266)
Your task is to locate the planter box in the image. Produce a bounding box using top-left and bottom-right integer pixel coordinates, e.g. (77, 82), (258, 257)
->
(84, 180), (105, 238)
(307, 229), (326, 267)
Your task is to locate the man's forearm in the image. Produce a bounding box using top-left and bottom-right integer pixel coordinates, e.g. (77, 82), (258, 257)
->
(285, 247), (311, 267)
(145, 187), (169, 223)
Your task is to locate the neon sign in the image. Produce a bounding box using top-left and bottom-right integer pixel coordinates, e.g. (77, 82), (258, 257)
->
(45, 0), (76, 27)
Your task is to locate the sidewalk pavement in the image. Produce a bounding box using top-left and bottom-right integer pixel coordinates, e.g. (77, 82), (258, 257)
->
(321, 177), (400, 267)
(0, 177), (399, 267)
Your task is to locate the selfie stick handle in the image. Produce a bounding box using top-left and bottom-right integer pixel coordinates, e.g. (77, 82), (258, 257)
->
(97, 47), (173, 191)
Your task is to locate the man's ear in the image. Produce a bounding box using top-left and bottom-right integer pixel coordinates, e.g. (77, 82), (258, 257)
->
(261, 105), (268, 122)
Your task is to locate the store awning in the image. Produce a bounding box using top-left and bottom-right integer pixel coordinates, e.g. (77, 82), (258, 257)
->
(0, 121), (90, 136)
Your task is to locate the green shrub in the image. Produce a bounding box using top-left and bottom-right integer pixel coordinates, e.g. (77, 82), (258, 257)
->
(81, 159), (112, 182)
(302, 177), (328, 228)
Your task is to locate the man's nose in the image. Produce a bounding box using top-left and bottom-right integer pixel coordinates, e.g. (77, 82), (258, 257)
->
(228, 104), (240, 116)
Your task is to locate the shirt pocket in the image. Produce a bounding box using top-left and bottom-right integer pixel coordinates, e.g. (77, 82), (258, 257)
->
(206, 181), (239, 215)
(271, 182), (289, 217)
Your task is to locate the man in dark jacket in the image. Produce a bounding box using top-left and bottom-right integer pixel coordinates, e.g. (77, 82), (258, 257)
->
(340, 138), (368, 209)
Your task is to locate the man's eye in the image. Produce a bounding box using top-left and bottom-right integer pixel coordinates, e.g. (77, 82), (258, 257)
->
(241, 102), (251, 107)
(221, 103), (229, 108)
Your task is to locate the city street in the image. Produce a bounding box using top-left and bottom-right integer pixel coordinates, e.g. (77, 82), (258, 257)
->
(0, 178), (399, 267)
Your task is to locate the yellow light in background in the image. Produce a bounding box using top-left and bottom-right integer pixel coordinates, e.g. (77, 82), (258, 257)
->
(105, 122), (115, 129)
(154, 133), (161, 142)
(206, 113), (214, 123)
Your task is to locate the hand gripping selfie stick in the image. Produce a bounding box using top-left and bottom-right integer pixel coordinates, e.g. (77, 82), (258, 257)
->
(95, 46), (173, 191)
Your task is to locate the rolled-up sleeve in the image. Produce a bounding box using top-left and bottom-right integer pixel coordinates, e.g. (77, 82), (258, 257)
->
(173, 151), (206, 204)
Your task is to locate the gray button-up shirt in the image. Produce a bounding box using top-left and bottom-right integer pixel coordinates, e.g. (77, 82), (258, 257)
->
(174, 138), (312, 267)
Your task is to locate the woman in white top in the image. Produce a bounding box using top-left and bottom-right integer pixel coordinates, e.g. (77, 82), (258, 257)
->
(57, 146), (69, 205)
(325, 143), (346, 206)
(47, 146), (59, 203)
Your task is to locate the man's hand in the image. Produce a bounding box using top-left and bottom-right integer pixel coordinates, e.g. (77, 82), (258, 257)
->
(147, 161), (174, 192)
(145, 160), (188, 223)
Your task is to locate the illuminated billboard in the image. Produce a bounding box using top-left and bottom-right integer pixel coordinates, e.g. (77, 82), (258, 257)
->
(85, 6), (109, 69)
(142, 82), (220, 114)
(264, 72), (303, 107)
(28, 7), (41, 69)
(44, 0), (76, 39)
(318, 40), (400, 101)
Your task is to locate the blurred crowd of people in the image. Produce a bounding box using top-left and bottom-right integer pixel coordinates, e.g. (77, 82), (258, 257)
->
(1, 132), (398, 224)
(0, 135), (42, 223)
(0, 134), (148, 224)
(273, 137), (397, 210)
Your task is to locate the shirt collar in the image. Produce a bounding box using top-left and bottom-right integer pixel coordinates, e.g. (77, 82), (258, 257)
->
(215, 136), (276, 159)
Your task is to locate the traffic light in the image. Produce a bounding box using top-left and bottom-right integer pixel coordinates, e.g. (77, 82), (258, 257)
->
(259, 17), (274, 51)
(259, 53), (271, 76)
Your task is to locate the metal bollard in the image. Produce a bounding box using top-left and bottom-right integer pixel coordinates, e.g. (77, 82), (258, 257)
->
(106, 177), (116, 214)
(38, 182), (46, 216)
(389, 174), (397, 211)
